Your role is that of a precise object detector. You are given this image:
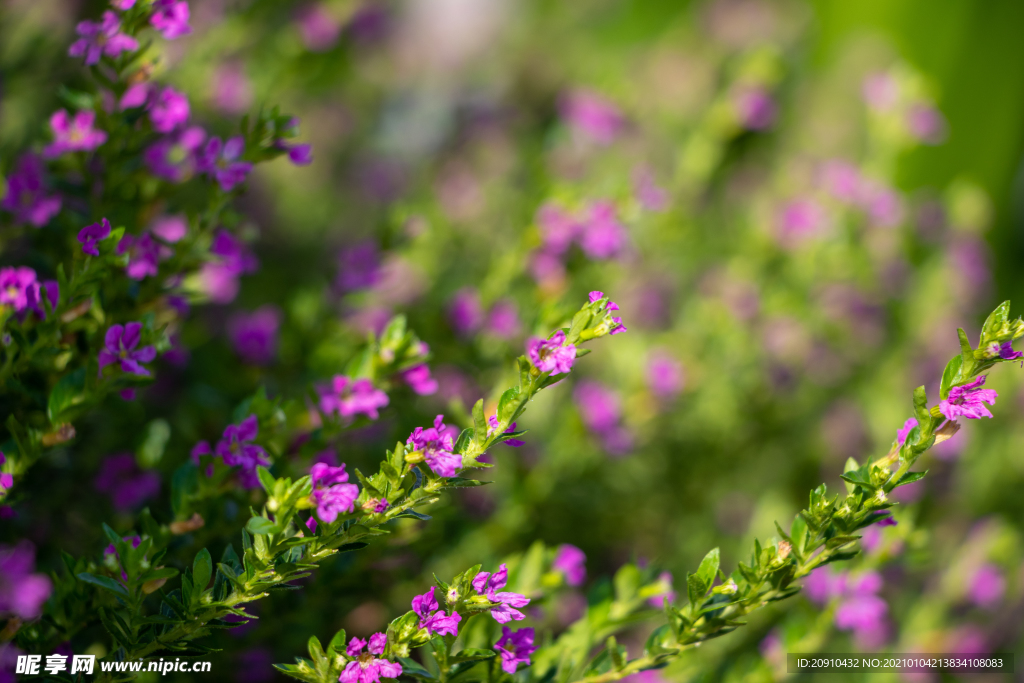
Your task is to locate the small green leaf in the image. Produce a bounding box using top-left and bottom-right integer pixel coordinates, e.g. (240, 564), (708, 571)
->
(78, 572), (129, 597)
(695, 548), (720, 588)
(246, 516), (278, 535)
(193, 548), (213, 592)
(891, 470), (927, 488)
(47, 368), (86, 422)
(471, 399), (487, 444)
(256, 466), (275, 492)
(327, 628), (347, 657)
(449, 649), (497, 663)
(940, 354), (963, 399)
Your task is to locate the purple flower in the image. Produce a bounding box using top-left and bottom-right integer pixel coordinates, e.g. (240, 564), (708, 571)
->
(578, 201), (626, 260)
(68, 11), (138, 65)
(552, 544), (586, 586)
(98, 323), (157, 377)
(776, 199), (824, 246)
(907, 104), (947, 144)
(0, 267), (40, 313)
(407, 415), (461, 477)
(559, 90), (624, 144)
(527, 330), (576, 375)
(227, 306), (281, 365)
(285, 143), (313, 166)
(93, 454), (161, 511)
(144, 126), (206, 182)
(486, 300), (521, 339)
(77, 218), (112, 256)
(857, 180), (903, 228)
(309, 463), (359, 523)
(319, 376), (390, 420)
(968, 564), (1005, 608)
(43, 110), (107, 158)
(473, 564), (530, 624)
(149, 87), (190, 133)
(296, 4), (342, 51)
(536, 203), (580, 255)
(150, 0), (192, 39)
(494, 627), (536, 675)
(449, 288), (484, 336)
(337, 243), (381, 292)
(112, 0), (136, 9)
(0, 541), (52, 620)
(0, 154), (61, 227)
(197, 137), (252, 191)
(633, 166), (668, 212)
(587, 291), (627, 335)
(819, 160), (862, 204)
(118, 233), (164, 280)
(149, 215), (188, 243)
(346, 638), (367, 657)
(211, 63), (252, 114)
(647, 352), (684, 399)
(198, 230), (259, 304)
(487, 415), (524, 447)
(411, 586), (462, 636)
(732, 86), (776, 130)
(939, 376), (998, 420)
(834, 594), (888, 633)
(213, 415), (270, 488)
(340, 633), (402, 683)
(987, 340), (1022, 361)
(400, 365), (438, 395)
(0, 452), (10, 493)
(574, 381), (632, 455)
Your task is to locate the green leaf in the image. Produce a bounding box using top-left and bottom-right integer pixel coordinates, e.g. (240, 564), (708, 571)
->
(307, 635), (326, 668)
(78, 572), (129, 597)
(327, 628), (347, 657)
(193, 548), (213, 592)
(47, 368), (86, 422)
(981, 301), (1011, 342)
(256, 466), (275, 492)
(395, 510), (431, 520)
(842, 457), (859, 494)
(940, 354), (963, 399)
(442, 477), (490, 488)
(695, 548), (720, 588)
(450, 649), (497, 663)
(825, 535), (861, 550)
(453, 428), (473, 455)
(397, 658), (436, 681)
(686, 573), (707, 608)
(471, 399), (487, 444)
(891, 470), (927, 488)
(246, 516), (279, 535)
(497, 387), (521, 422)
(171, 463), (199, 518)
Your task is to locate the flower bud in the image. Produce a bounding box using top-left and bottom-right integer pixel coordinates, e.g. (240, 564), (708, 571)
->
(934, 419), (960, 445)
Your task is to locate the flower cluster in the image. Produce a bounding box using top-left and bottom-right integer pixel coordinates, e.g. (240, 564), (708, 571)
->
(192, 415), (270, 488)
(531, 202), (629, 286)
(318, 376), (390, 421)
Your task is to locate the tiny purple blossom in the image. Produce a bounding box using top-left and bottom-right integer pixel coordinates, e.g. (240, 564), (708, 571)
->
(487, 415), (524, 447)
(311, 480), (358, 523)
(339, 632), (402, 683)
(536, 203), (579, 255)
(578, 201), (626, 260)
(400, 364), (439, 395)
(117, 233), (163, 280)
(151, 215), (188, 243)
(337, 242), (381, 292)
(150, 0), (192, 39)
(319, 376), (390, 420)
(486, 300), (521, 339)
(197, 137), (253, 191)
(988, 340), (1022, 361)
(0, 541), (53, 620)
(214, 415), (271, 488)
(43, 110), (107, 158)
(834, 594), (888, 633)
(346, 638), (367, 657)
(647, 572), (677, 607)
(647, 352), (684, 399)
(968, 563), (1005, 608)
(411, 587), (462, 636)
(939, 376), (998, 420)
(77, 218), (112, 256)
(494, 627), (536, 675)
(449, 288), (484, 336)
(633, 166), (668, 212)
(98, 322), (156, 376)
(559, 90), (624, 144)
(776, 199), (824, 246)
(473, 564), (530, 624)
(68, 11), (138, 65)
(93, 454), (161, 511)
(0, 154), (61, 227)
(552, 544), (586, 586)
(527, 330), (576, 375)
(733, 86), (776, 130)
(0, 453), (10, 493)
(143, 126), (206, 182)
(227, 306), (281, 365)
(0, 267), (40, 313)
(149, 87), (190, 133)
(407, 415), (462, 477)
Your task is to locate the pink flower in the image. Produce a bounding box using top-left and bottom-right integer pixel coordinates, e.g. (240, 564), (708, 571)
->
(400, 365), (438, 395)
(150, 0), (192, 39)
(43, 110), (107, 158)
(559, 90), (625, 144)
(733, 86), (776, 130)
(473, 564), (530, 624)
(68, 11), (138, 65)
(578, 201), (627, 260)
(407, 415), (461, 477)
(552, 544), (586, 586)
(319, 377), (390, 420)
(968, 564), (1005, 608)
(98, 322), (156, 377)
(296, 4), (342, 52)
(309, 463), (359, 523)
(526, 330), (576, 375)
(0, 154), (61, 227)
(939, 376), (997, 420)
